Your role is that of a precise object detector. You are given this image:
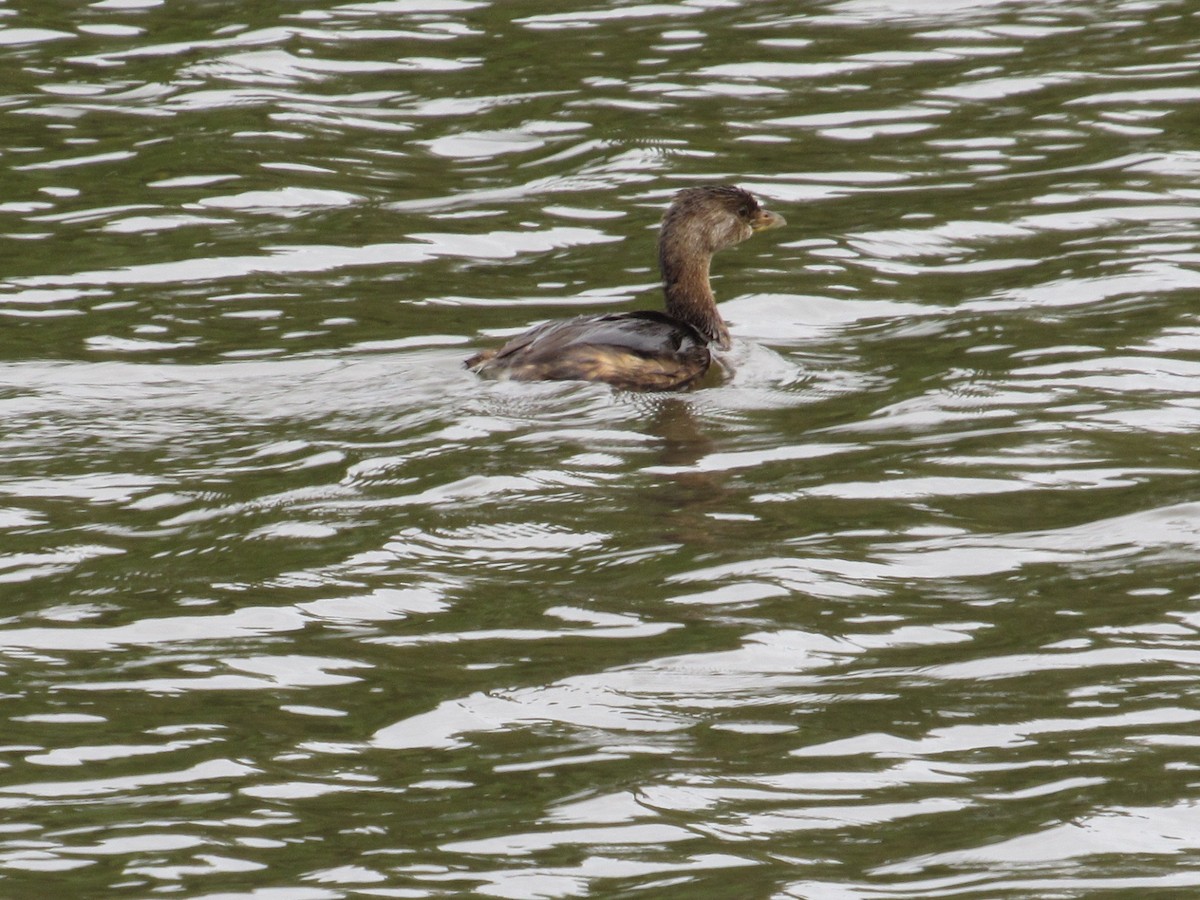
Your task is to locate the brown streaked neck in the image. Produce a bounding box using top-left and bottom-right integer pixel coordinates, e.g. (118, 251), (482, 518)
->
(659, 233), (731, 351)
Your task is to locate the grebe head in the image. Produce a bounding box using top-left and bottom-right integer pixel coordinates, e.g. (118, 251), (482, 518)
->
(660, 185), (786, 256)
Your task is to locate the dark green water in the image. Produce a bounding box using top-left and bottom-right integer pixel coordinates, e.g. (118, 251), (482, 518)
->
(4, 0), (1200, 897)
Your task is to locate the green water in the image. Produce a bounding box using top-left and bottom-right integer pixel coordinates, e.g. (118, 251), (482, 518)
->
(3, 0), (1200, 897)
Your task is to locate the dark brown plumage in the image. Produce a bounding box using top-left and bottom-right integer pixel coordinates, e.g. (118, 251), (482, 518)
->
(465, 185), (785, 391)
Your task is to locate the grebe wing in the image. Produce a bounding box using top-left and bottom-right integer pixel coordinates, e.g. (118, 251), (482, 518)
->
(490, 311), (706, 361)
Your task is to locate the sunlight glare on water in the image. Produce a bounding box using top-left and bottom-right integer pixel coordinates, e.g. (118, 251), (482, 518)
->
(3, 0), (1200, 896)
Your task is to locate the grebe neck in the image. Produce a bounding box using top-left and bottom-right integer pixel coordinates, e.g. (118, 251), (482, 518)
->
(659, 238), (731, 350)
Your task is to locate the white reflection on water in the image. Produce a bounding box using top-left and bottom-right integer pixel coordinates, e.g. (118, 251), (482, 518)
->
(372, 625), (966, 751)
(0, 759), (256, 800)
(412, 853), (755, 899)
(5, 226), (620, 292)
(796, 707), (1200, 759)
(875, 800), (1200, 875)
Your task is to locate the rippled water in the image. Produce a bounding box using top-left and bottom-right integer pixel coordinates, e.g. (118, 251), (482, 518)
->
(4, 0), (1200, 896)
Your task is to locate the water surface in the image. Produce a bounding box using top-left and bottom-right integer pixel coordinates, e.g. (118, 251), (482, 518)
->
(3, 0), (1200, 897)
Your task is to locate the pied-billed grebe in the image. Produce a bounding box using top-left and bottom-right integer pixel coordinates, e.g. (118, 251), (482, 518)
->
(465, 185), (785, 391)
